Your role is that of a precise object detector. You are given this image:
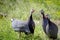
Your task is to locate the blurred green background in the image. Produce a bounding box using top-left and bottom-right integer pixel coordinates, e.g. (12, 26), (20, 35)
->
(0, 0), (60, 40)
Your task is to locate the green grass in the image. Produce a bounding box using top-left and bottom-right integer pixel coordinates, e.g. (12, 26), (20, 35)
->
(0, 0), (60, 40)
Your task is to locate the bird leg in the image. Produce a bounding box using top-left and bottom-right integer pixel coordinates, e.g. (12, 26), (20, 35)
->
(31, 34), (33, 40)
(19, 32), (21, 40)
(49, 38), (53, 40)
(49, 38), (57, 40)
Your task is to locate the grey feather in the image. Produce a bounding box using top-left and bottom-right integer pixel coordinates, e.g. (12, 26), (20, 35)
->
(11, 19), (30, 33)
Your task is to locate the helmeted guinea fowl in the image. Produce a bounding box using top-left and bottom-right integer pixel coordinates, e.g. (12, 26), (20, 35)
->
(40, 10), (58, 40)
(11, 9), (35, 35)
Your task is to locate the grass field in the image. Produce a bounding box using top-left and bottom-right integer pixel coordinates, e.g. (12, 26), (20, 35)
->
(0, 0), (60, 40)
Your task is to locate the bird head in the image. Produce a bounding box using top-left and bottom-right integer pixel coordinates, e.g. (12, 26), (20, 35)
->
(30, 9), (35, 14)
(40, 9), (44, 15)
(45, 14), (50, 19)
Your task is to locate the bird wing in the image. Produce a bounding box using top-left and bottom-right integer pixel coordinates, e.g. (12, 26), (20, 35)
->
(46, 23), (49, 35)
(12, 19), (30, 33)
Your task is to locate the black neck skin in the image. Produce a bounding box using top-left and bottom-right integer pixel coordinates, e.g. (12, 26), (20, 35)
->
(29, 14), (33, 21)
(41, 12), (45, 18)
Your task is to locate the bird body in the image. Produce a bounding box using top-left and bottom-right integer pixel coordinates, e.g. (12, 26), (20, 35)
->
(47, 19), (58, 39)
(28, 14), (35, 34)
(42, 17), (48, 34)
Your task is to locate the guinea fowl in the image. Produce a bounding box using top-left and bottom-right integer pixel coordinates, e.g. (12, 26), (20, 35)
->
(40, 10), (58, 40)
(28, 9), (35, 34)
(11, 9), (35, 35)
